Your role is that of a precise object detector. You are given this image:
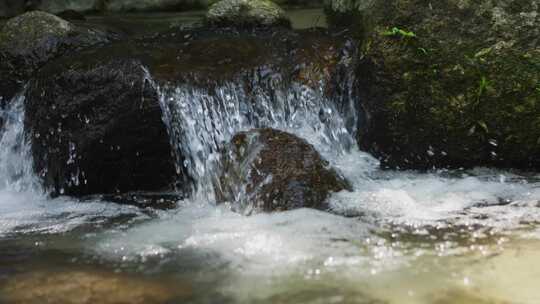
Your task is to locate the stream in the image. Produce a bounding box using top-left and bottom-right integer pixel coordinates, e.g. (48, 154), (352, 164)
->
(1, 9), (540, 304)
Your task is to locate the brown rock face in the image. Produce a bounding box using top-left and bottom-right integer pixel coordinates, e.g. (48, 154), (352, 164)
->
(215, 128), (351, 213)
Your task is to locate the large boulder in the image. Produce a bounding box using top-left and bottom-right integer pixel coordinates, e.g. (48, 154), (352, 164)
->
(25, 57), (178, 196)
(0, 11), (118, 105)
(328, 0), (540, 169)
(206, 0), (290, 27)
(215, 128), (351, 213)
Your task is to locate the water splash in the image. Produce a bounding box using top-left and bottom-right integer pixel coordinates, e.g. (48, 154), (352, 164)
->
(0, 91), (41, 193)
(156, 78), (358, 199)
(0, 91), (143, 237)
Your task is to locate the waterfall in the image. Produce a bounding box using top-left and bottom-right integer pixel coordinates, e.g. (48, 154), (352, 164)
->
(0, 90), (42, 194)
(155, 73), (360, 200)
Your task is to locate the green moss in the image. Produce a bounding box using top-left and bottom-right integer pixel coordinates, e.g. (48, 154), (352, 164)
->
(356, 0), (540, 169)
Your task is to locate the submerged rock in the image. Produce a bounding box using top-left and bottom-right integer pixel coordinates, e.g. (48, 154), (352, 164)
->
(328, 0), (540, 169)
(1, 270), (191, 304)
(215, 128), (351, 213)
(0, 11), (118, 105)
(206, 0), (290, 27)
(25, 57), (178, 196)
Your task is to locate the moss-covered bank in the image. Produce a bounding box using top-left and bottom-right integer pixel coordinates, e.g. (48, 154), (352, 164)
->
(327, 0), (540, 169)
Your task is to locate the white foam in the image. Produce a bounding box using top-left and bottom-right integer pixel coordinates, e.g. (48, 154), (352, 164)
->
(329, 168), (540, 230)
(0, 190), (142, 236)
(0, 92), (143, 237)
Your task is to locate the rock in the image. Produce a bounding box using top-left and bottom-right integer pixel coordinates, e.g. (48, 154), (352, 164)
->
(215, 128), (351, 213)
(332, 0), (540, 169)
(85, 192), (183, 209)
(206, 0), (290, 27)
(33, 0), (100, 14)
(25, 57), (178, 196)
(1, 270), (191, 304)
(0, 11), (118, 105)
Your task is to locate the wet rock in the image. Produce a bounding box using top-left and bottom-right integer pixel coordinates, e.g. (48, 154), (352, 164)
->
(331, 0), (540, 169)
(0, 11), (118, 105)
(84, 192), (183, 209)
(1, 270), (191, 304)
(138, 26), (358, 97)
(206, 0), (290, 27)
(215, 128), (351, 213)
(25, 57), (178, 196)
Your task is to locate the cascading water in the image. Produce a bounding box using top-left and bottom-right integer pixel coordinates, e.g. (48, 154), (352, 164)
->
(156, 74), (361, 202)
(0, 91), (142, 236)
(0, 91), (41, 193)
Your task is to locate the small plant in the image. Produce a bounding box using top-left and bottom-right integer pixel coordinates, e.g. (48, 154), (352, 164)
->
(476, 76), (491, 103)
(478, 76), (489, 92)
(382, 27), (417, 38)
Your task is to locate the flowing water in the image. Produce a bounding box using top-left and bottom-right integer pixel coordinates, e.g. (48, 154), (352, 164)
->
(1, 74), (540, 303)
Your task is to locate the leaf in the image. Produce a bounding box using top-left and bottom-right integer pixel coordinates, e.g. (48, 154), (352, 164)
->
(382, 27), (416, 38)
(474, 47), (492, 58)
(477, 121), (489, 133)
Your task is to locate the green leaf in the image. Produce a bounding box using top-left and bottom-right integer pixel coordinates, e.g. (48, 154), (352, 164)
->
(382, 27), (416, 38)
(477, 121), (489, 133)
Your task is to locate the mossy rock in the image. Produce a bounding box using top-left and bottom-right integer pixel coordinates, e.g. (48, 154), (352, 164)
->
(0, 11), (118, 105)
(343, 0), (540, 169)
(215, 128), (352, 213)
(206, 0), (290, 27)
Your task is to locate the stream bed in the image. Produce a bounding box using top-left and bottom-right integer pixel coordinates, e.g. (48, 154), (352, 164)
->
(1, 101), (539, 303)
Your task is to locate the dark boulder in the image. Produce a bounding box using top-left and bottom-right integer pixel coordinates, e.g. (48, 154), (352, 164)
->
(0, 11), (118, 105)
(25, 57), (178, 196)
(215, 128), (351, 213)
